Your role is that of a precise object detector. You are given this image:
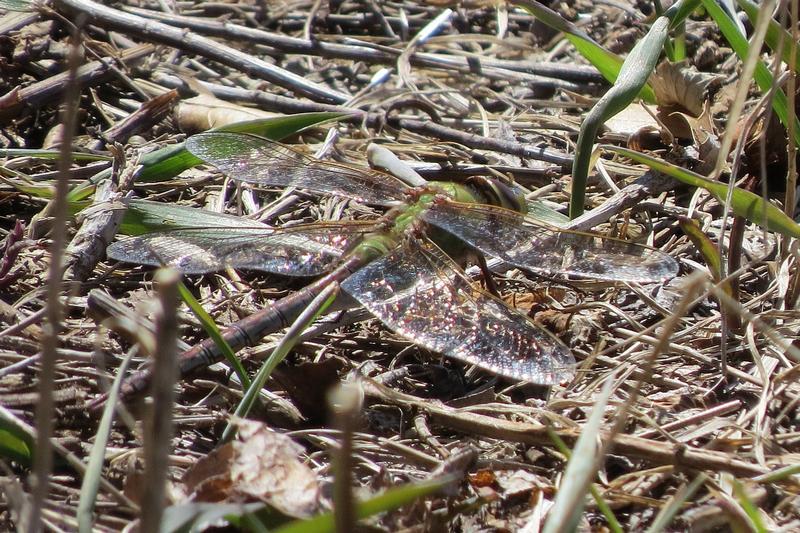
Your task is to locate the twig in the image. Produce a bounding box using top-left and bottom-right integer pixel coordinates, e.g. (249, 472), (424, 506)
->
(636, 400), (742, 439)
(98, 90), (180, 147)
(146, 72), (577, 168)
(0, 44), (153, 120)
(26, 23), (83, 533)
(329, 382), (361, 533)
(121, 5), (601, 85)
(63, 152), (132, 282)
(361, 379), (768, 478)
(52, 0), (350, 104)
(140, 269), (180, 532)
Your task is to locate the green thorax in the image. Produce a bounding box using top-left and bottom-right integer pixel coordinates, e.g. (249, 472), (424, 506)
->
(352, 178), (528, 263)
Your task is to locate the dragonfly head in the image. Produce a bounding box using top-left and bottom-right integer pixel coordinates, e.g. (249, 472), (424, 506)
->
(467, 176), (528, 214)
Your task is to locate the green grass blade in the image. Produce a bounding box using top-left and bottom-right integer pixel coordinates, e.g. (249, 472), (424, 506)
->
(672, 20), (687, 60)
(701, 0), (800, 148)
(118, 198), (267, 236)
(224, 283), (339, 440)
(67, 112), (350, 202)
(665, 0), (702, 28)
(569, 16), (670, 218)
(78, 348), (137, 533)
(176, 281), (250, 389)
(738, 0), (800, 74)
(0, 165), (65, 200)
(589, 485), (623, 533)
(0, 413), (33, 466)
(679, 217), (724, 282)
(604, 145), (800, 237)
(732, 479), (769, 533)
(543, 379), (617, 533)
(752, 462), (800, 483)
(512, 0), (656, 103)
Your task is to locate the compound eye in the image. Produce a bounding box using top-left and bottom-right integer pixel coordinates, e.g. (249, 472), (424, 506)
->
(467, 176), (526, 212)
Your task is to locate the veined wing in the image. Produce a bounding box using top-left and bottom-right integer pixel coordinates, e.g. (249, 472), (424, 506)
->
(186, 132), (410, 206)
(341, 236), (575, 384)
(423, 201), (678, 283)
(107, 221), (373, 276)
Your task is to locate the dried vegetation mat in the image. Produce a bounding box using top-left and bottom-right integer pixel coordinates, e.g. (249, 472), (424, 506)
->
(0, 0), (799, 531)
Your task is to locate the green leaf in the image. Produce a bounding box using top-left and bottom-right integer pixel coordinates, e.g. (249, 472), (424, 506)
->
(67, 112), (350, 202)
(118, 198), (268, 236)
(604, 145), (800, 238)
(701, 0), (800, 148)
(666, 0), (702, 28)
(177, 282), (250, 389)
(0, 412), (33, 466)
(0, 429), (32, 465)
(737, 0), (800, 73)
(526, 200), (570, 226)
(569, 16), (670, 218)
(512, 0), (656, 103)
(132, 143), (202, 184)
(136, 112), (350, 184)
(678, 217), (723, 281)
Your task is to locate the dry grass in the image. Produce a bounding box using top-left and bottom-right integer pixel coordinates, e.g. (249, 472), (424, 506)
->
(0, 0), (799, 531)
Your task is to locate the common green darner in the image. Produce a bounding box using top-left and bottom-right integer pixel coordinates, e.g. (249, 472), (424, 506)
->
(103, 132), (678, 402)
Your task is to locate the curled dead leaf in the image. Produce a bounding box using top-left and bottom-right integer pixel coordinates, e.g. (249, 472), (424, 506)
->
(176, 94), (278, 134)
(180, 419), (319, 518)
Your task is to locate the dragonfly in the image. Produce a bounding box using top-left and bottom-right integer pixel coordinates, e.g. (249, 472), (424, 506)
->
(100, 132), (678, 404)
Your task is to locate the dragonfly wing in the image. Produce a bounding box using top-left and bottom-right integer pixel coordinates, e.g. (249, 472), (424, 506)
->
(423, 201), (678, 283)
(186, 132), (410, 206)
(108, 222), (369, 276)
(341, 237), (575, 384)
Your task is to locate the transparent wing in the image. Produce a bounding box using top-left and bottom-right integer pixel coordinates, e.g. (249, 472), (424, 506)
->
(107, 221), (372, 276)
(423, 201), (678, 283)
(186, 132), (410, 206)
(341, 237), (575, 384)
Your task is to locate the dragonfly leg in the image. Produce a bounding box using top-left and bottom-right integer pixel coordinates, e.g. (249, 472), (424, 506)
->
(476, 254), (501, 298)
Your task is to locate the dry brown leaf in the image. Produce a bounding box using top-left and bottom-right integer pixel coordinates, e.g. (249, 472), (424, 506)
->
(650, 61), (722, 143)
(175, 94), (278, 133)
(651, 61), (722, 118)
(180, 419), (320, 518)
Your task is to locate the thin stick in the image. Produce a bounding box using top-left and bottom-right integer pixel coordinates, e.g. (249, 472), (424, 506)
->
(26, 22), (83, 533)
(140, 268), (180, 532)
